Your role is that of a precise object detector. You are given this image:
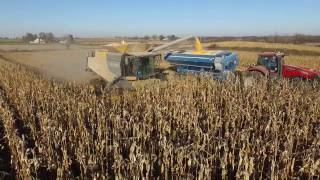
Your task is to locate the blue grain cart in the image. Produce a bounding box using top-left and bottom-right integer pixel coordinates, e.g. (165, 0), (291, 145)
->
(164, 51), (239, 80)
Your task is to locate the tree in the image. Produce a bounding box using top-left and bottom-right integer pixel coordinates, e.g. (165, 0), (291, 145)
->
(167, 35), (177, 41)
(65, 34), (74, 43)
(152, 34), (158, 40)
(22, 33), (37, 42)
(45, 32), (55, 43)
(273, 33), (279, 43)
(294, 34), (306, 44)
(39, 32), (46, 40)
(144, 35), (150, 40)
(159, 35), (165, 40)
(38, 32), (55, 43)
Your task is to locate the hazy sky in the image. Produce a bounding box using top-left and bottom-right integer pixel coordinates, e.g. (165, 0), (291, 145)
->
(1, 0), (320, 37)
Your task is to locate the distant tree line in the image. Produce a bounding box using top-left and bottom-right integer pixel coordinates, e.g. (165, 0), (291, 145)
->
(22, 33), (74, 43)
(115, 34), (320, 44)
(201, 34), (320, 44)
(22, 32), (55, 43)
(17, 33), (320, 45)
(115, 34), (179, 41)
(22, 33), (38, 42)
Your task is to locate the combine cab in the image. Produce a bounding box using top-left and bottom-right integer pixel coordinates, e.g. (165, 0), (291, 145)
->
(87, 50), (161, 85)
(248, 52), (320, 80)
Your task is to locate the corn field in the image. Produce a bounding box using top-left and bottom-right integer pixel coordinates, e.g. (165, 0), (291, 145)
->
(214, 41), (320, 54)
(0, 57), (320, 179)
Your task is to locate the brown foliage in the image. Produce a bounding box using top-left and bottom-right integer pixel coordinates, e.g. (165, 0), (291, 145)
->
(0, 59), (319, 179)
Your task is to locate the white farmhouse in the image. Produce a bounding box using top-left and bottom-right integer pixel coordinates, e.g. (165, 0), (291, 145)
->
(30, 38), (46, 44)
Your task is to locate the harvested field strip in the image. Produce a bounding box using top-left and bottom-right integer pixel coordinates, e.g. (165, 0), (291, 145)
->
(0, 50), (98, 84)
(0, 49), (69, 53)
(0, 54), (20, 65)
(0, 54), (41, 75)
(0, 53), (63, 83)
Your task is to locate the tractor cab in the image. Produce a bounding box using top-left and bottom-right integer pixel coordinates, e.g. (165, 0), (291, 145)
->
(248, 52), (285, 77)
(257, 52), (285, 76)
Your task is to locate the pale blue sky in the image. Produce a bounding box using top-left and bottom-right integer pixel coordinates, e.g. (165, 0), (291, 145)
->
(0, 0), (320, 37)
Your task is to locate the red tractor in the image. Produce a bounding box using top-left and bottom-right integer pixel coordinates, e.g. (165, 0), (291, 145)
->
(247, 52), (320, 80)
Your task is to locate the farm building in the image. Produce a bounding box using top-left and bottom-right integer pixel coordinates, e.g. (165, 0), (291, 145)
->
(30, 38), (45, 44)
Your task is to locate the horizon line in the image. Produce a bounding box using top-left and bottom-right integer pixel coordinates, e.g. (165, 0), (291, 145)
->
(2, 33), (320, 39)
